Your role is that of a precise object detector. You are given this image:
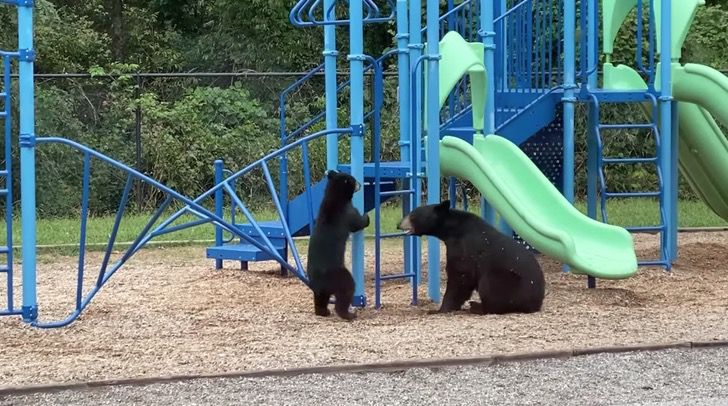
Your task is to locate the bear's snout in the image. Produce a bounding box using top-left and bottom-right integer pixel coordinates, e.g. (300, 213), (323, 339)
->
(398, 216), (413, 234)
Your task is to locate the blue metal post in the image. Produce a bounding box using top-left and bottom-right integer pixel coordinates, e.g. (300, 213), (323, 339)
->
(409, 0), (422, 288)
(425, 0), (441, 303)
(478, 0), (495, 229)
(2, 54), (14, 314)
(481, 0), (495, 135)
(324, 0), (338, 170)
(670, 101), (678, 260)
(396, 0), (415, 301)
(18, 0), (37, 322)
(561, 0), (576, 274)
(658, 0), (674, 265)
(213, 160), (224, 270)
(585, 0), (599, 288)
(349, 0), (366, 307)
(480, 0), (507, 235)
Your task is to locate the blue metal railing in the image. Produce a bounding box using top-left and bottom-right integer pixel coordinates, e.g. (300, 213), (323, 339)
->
(0, 53), (17, 317)
(290, 0), (395, 27)
(30, 127), (354, 327)
(494, 0), (565, 94)
(438, 0), (480, 126)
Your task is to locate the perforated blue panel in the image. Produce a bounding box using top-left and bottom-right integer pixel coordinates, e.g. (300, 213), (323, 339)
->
(511, 105), (564, 252)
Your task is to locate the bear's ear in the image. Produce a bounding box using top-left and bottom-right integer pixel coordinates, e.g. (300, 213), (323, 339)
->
(436, 200), (451, 212)
(326, 169), (339, 179)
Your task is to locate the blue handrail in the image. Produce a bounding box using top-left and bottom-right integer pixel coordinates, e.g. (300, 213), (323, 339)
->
(30, 127), (353, 328)
(290, 0), (395, 27)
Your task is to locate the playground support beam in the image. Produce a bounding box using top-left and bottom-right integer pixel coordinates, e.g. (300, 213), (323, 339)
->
(481, 0), (495, 134)
(478, 0), (497, 231)
(658, 0), (675, 264)
(395, 0), (416, 300)
(348, 0), (366, 307)
(323, 0), (337, 170)
(561, 0), (576, 274)
(18, 0), (37, 322)
(408, 0), (422, 290)
(425, 0), (441, 303)
(585, 0), (598, 288)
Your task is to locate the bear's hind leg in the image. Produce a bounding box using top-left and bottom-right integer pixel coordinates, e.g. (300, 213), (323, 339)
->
(313, 290), (331, 317)
(333, 268), (357, 321)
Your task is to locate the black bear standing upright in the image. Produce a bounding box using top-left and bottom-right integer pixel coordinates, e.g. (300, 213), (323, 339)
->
(398, 200), (545, 315)
(307, 170), (370, 320)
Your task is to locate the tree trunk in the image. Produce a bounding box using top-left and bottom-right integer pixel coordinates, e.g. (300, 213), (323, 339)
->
(108, 0), (124, 61)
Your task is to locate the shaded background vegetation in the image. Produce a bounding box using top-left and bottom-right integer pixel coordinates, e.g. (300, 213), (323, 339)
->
(1, 0), (728, 217)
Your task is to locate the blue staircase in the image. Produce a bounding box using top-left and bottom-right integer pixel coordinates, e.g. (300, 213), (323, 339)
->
(0, 53), (17, 316)
(206, 175), (398, 267)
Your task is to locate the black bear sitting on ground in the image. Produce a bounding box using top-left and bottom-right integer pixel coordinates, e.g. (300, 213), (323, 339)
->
(307, 170), (370, 321)
(397, 200), (545, 315)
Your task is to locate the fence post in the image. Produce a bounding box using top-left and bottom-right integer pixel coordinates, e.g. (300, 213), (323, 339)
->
(134, 73), (143, 208)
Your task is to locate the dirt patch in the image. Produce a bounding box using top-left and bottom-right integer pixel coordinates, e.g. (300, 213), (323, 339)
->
(0, 232), (727, 387)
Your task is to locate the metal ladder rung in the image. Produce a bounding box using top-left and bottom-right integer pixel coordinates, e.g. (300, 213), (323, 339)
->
(0, 246), (8, 254)
(638, 259), (669, 267)
(625, 225), (664, 233)
(380, 189), (415, 197)
(598, 123), (656, 130)
(0, 170), (7, 176)
(0, 265), (8, 273)
(379, 232), (409, 239)
(380, 272), (416, 281)
(0, 112), (6, 118)
(605, 191), (660, 198)
(0, 189), (8, 196)
(602, 157), (657, 164)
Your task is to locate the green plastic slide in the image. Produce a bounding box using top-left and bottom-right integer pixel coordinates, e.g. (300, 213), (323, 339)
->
(438, 133), (639, 279)
(603, 62), (728, 221)
(425, 31), (638, 280)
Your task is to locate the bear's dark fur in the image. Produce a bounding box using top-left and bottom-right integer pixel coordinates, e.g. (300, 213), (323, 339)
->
(398, 200), (545, 315)
(306, 170), (370, 320)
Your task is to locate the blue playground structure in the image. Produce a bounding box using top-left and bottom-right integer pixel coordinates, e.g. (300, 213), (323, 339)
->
(4, 0), (726, 328)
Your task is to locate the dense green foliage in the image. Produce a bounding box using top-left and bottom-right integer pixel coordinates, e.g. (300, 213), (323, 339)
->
(1, 0), (728, 217)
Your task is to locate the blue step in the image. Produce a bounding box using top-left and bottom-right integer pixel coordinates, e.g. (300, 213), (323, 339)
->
(206, 238), (286, 262)
(236, 220), (286, 238)
(0, 246), (8, 254)
(0, 265), (8, 273)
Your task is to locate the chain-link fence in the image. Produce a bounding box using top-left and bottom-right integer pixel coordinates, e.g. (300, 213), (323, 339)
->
(0, 69), (714, 218)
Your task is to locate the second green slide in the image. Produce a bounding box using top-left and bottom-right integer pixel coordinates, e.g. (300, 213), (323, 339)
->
(603, 62), (728, 221)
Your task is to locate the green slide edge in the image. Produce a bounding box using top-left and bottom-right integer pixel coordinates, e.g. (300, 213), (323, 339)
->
(438, 133), (639, 280)
(603, 62), (728, 221)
